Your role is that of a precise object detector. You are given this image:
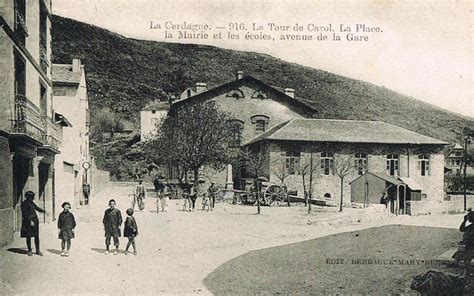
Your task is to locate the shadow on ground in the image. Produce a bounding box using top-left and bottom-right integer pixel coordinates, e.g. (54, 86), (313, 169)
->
(90, 248), (107, 254)
(47, 249), (62, 255)
(203, 225), (460, 295)
(7, 248), (28, 255)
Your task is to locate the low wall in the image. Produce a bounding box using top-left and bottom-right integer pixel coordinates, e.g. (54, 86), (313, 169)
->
(410, 194), (474, 215)
(90, 160), (110, 196)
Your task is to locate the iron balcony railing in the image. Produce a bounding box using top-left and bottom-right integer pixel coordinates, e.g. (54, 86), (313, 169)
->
(12, 94), (62, 150)
(43, 115), (62, 149)
(15, 9), (28, 36)
(40, 44), (49, 72)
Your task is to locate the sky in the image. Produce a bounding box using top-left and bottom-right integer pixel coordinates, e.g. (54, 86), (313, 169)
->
(53, 0), (473, 117)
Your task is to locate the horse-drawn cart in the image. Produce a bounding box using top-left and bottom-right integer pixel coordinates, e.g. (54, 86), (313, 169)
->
(240, 181), (287, 206)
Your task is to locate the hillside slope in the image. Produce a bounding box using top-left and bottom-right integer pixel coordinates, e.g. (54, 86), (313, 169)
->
(51, 15), (472, 143)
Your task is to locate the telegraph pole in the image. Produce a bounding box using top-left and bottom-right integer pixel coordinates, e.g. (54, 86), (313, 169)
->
(464, 136), (469, 211)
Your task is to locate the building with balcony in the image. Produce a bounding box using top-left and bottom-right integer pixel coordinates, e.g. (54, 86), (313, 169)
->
(0, 0), (66, 246)
(52, 59), (90, 208)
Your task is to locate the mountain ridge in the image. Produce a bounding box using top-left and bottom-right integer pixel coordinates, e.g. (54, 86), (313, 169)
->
(51, 15), (472, 144)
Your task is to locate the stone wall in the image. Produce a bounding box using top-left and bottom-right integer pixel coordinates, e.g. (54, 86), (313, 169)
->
(211, 85), (305, 144)
(266, 142), (445, 209)
(90, 158), (110, 196)
(410, 194), (474, 215)
(0, 137), (13, 247)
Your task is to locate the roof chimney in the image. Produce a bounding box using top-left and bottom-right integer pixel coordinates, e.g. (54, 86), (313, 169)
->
(168, 95), (176, 105)
(284, 88), (295, 98)
(195, 82), (207, 94)
(236, 71), (244, 80)
(72, 58), (81, 73)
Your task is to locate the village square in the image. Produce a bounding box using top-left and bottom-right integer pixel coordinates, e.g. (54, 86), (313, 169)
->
(0, 0), (473, 295)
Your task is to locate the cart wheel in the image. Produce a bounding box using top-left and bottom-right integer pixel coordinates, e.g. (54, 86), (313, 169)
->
(264, 184), (285, 206)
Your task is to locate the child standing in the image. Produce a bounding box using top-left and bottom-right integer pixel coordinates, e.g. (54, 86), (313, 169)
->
(102, 199), (123, 255)
(58, 202), (76, 257)
(124, 208), (138, 255)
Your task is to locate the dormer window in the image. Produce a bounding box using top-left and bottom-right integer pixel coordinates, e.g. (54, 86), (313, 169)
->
(251, 90), (268, 99)
(250, 115), (269, 133)
(226, 89), (244, 99)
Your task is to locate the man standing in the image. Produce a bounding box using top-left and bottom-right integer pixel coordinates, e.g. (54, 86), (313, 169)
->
(83, 183), (91, 205)
(380, 193), (388, 208)
(21, 191), (45, 256)
(153, 177), (165, 213)
(161, 182), (170, 212)
(207, 182), (219, 210)
(135, 180), (146, 211)
(460, 210), (474, 276)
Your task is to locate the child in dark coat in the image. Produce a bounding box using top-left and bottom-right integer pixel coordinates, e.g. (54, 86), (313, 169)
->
(103, 199), (123, 255)
(124, 208), (138, 255)
(58, 202), (76, 257)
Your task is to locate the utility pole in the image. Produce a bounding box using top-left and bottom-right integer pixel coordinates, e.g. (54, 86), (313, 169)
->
(463, 136), (469, 211)
(308, 151), (313, 214)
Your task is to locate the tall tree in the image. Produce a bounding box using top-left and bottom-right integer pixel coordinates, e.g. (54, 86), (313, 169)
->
(334, 154), (356, 212)
(144, 101), (235, 194)
(300, 150), (320, 212)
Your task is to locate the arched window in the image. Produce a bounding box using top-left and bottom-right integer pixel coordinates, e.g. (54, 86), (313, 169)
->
(226, 89), (245, 99)
(324, 193), (331, 199)
(251, 90), (268, 99)
(250, 115), (270, 133)
(229, 119), (244, 147)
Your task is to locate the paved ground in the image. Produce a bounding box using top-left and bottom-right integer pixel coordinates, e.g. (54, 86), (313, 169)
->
(0, 185), (465, 295)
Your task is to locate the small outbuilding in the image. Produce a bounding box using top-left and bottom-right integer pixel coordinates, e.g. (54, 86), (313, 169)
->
(350, 172), (423, 215)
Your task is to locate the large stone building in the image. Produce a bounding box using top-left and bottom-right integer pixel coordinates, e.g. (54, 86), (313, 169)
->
(243, 118), (447, 215)
(0, 0), (66, 246)
(163, 73), (317, 186)
(144, 72), (447, 215)
(52, 59), (90, 208)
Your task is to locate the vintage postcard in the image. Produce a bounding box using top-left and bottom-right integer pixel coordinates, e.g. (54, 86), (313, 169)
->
(0, 0), (472, 294)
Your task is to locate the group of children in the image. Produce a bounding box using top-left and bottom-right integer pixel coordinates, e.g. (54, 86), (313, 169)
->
(57, 199), (139, 257)
(55, 182), (221, 256)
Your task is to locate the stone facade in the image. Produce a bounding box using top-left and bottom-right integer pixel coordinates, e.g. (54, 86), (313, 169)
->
(52, 60), (90, 208)
(158, 75), (315, 189)
(264, 142), (445, 208)
(207, 85), (306, 144)
(0, 0), (58, 246)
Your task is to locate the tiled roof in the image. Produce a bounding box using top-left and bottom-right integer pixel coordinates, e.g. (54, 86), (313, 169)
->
(244, 118), (447, 145)
(171, 76), (318, 116)
(142, 101), (170, 111)
(52, 64), (83, 84)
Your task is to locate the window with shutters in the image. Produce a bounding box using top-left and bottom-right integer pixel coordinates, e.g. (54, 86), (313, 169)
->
(354, 153), (368, 175)
(285, 151), (300, 175)
(321, 153), (334, 176)
(386, 154), (399, 176)
(417, 154), (430, 176)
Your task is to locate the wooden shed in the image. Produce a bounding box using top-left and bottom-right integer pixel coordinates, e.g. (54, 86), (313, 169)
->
(350, 172), (423, 215)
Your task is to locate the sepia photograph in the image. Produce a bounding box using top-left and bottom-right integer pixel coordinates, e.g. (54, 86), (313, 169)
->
(0, 0), (473, 294)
